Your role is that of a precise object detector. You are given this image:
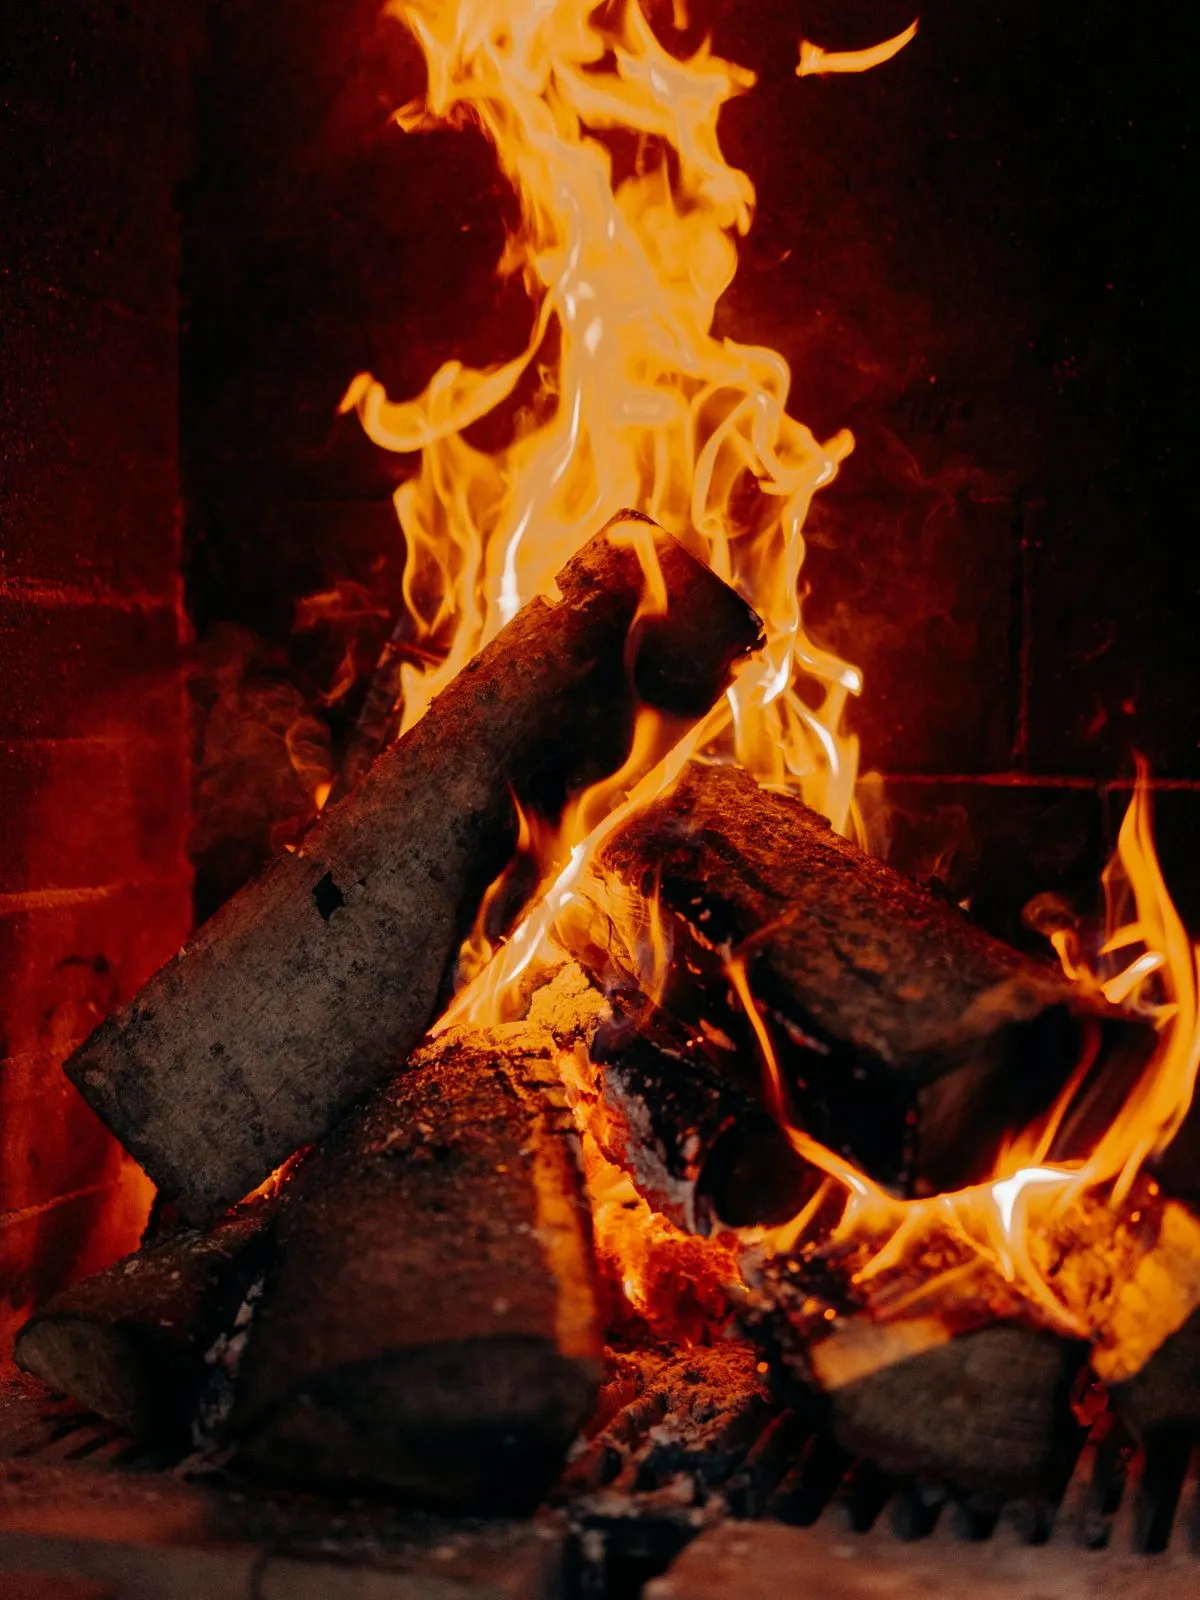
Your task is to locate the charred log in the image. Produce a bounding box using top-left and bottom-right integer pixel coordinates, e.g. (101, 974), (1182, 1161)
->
(232, 1026), (603, 1511)
(13, 1201), (273, 1444)
(66, 518), (762, 1222)
(573, 761), (1151, 1192)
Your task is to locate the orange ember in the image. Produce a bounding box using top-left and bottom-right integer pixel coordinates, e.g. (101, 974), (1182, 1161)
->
(357, 0), (1200, 1367)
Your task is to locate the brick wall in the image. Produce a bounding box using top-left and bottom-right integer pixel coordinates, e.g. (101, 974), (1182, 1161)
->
(0, 2), (197, 1346)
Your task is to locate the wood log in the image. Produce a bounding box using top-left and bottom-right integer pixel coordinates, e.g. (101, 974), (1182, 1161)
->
(1112, 1311), (1200, 1442)
(573, 761), (1151, 1192)
(581, 1000), (818, 1233)
(232, 1024), (603, 1510)
(66, 517), (762, 1222)
(770, 1314), (1084, 1498)
(12, 1201), (273, 1444)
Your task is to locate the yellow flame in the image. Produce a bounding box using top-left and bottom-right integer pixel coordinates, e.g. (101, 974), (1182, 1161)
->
(797, 21), (919, 79)
(347, 0), (864, 830)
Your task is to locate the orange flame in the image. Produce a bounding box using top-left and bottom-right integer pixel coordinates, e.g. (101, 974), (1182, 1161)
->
(347, 0), (866, 831)
(354, 1), (1199, 1365)
(797, 21), (919, 79)
(734, 769), (1200, 1353)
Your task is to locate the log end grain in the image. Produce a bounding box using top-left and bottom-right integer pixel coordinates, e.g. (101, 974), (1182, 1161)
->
(232, 1029), (603, 1509)
(13, 1203), (273, 1443)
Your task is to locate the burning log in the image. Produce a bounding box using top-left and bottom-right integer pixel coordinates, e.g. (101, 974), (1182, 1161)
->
(573, 761), (1151, 1192)
(576, 1001), (817, 1235)
(66, 516), (762, 1222)
(12, 1201), (273, 1445)
(232, 1024), (603, 1510)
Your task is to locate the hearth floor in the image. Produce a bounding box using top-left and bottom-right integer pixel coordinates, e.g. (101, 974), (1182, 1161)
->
(1, 1369), (1198, 1599)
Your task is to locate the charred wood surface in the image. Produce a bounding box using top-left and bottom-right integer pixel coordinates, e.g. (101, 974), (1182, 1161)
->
(13, 1202), (273, 1444)
(584, 1002), (817, 1234)
(66, 518), (761, 1222)
(578, 762), (1150, 1192)
(233, 1026), (603, 1511)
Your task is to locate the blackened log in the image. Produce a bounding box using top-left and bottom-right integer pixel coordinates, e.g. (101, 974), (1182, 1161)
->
(583, 1001), (818, 1233)
(233, 1026), (603, 1510)
(66, 517), (762, 1222)
(1112, 1311), (1200, 1443)
(576, 762), (1150, 1192)
(12, 1202), (273, 1444)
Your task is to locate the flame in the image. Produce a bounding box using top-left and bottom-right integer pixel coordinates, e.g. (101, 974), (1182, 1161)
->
(734, 768), (1200, 1356)
(797, 21), (919, 80)
(347, 0), (870, 831)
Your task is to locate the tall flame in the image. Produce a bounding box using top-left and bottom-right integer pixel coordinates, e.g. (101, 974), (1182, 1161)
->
(344, 0), (876, 832)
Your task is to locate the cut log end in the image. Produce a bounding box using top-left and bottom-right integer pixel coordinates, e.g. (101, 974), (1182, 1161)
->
(13, 1202), (273, 1444)
(232, 1026), (603, 1509)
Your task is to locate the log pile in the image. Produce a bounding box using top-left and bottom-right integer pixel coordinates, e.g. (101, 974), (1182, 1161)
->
(16, 524), (1200, 1514)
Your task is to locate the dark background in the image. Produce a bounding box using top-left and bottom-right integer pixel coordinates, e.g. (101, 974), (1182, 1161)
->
(179, 0), (1198, 937)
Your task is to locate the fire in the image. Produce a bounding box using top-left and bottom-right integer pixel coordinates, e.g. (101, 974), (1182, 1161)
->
(734, 770), (1200, 1357)
(344, 0), (878, 833)
(353, 0), (1200, 1369)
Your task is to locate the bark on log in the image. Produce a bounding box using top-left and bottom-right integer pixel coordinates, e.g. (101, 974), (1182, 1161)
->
(1112, 1310), (1200, 1442)
(573, 762), (1151, 1192)
(778, 1316), (1083, 1498)
(232, 1025), (603, 1510)
(66, 517), (762, 1222)
(13, 1202), (273, 1444)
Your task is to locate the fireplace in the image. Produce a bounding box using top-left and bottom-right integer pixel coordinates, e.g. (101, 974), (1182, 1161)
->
(2, 0), (1197, 1595)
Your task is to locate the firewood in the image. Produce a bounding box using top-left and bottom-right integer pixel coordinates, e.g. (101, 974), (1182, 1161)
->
(577, 1000), (817, 1233)
(774, 1314), (1084, 1498)
(1079, 1197), (1200, 1441)
(12, 1201), (273, 1444)
(232, 1024), (603, 1510)
(573, 761), (1151, 1192)
(66, 516), (762, 1223)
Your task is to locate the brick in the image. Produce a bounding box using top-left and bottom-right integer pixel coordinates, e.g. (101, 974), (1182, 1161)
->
(0, 737), (190, 897)
(0, 884), (189, 1067)
(0, 1146), (150, 1362)
(190, 498), (402, 634)
(0, 292), (176, 476)
(1027, 493), (1200, 778)
(0, 597), (184, 742)
(0, 452), (179, 597)
(0, 883), (187, 1337)
(1, 1), (193, 314)
(802, 421), (1020, 774)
